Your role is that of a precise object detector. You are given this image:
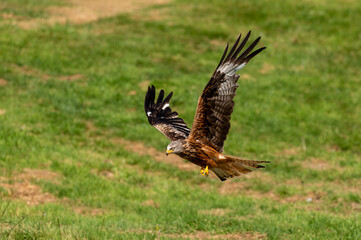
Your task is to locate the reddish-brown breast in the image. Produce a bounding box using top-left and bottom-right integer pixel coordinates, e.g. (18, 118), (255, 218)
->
(178, 138), (221, 168)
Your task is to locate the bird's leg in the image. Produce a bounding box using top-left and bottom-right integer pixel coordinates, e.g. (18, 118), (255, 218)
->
(200, 166), (209, 177)
(204, 165), (209, 176)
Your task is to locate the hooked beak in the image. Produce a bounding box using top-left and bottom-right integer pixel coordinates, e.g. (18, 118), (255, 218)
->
(166, 150), (173, 156)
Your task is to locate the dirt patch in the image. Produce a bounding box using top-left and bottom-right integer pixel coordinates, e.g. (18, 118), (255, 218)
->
(57, 74), (84, 82)
(199, 208), (232, 216)
(243, 171), (273, 181)
(85, 121), (97, 132)
(220, 184), (326, 206)
(138, 80), (151, 91)
(101, 170), (115, 178)
(124, 229), (266, 240)
(162, 231), (266, 240)
(301, 157), (331, 170)
(278, 191), (326, 204)
(10, 0), (169, 29)
(218, 172), (273, 195)
(326, 145), (341, 152)
(210, 39), (225, 47)
(11, 64), (50, 81)
(0, 78), (8, 86)
(218, 181), (245, 194)
(18, 168), (61, 182)
(217, 173), (331, 206)
(276, 147), (301, 156)
(126, 107), (137, 113)
(11, 64), (85, 83)
(0, 181), (57, 206)
(240, 74), (254, 80)
(1, 13), (18, 20)
(0, 168), (111, 215)
(128, 90), (137, 96)
(350, 202), (361, 211)
(72, 206), (104, 215)
(142, 199), (159, 208)
(0, 109), (5, 115)
(0, 169), (61, 205)
(291, 65), (305, 72)
(131, 5), (170, 21)
(259, 63), (275, 75)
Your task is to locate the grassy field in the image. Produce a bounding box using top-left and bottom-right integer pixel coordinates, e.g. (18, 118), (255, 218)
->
(0, 0), (360, 239)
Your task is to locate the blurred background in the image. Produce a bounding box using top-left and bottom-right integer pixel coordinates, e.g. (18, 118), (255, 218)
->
(0, 0), (360, 239)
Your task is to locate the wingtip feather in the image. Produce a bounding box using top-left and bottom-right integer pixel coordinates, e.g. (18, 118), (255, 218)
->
(156, 89), (165, 104)
(163, 91), (173, 103)
(225, 34), (241, 62)
(215, 43), (229, 70)
(244, 47), (267, 63)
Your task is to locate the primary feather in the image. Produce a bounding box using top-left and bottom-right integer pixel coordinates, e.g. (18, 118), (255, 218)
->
(144, 85), (190, 141)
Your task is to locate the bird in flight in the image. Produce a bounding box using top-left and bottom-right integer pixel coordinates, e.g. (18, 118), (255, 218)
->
(144, 31), (269, 181)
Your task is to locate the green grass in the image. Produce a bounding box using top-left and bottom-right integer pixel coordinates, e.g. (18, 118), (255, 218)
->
(0, 0), (360, 239)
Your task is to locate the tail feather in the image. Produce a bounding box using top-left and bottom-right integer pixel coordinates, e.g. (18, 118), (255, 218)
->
(212, 155), (270, 181)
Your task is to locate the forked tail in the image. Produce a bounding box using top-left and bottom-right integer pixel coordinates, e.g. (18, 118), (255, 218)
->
(212, 155), (270, 181)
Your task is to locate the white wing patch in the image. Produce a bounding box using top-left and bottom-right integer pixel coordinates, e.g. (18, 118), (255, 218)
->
(147, 111), (152, 116)
(162, 103), (169, 110)
(219, 62), (247, 76)
(218, 62), (233, 74)
(234, 62), (247, 72)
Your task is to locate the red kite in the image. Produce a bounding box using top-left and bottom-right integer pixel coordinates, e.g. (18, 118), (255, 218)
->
(144, 31), (269, 181)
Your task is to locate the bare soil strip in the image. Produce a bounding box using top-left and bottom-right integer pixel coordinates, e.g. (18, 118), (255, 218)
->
(3, 0), (169, 29)
(0, 169), (60, 206)
(0, 169), (104, 215)
(123, 229), (266, 240)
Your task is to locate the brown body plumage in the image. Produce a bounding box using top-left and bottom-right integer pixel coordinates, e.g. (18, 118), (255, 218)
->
(144, 31), (269, 181)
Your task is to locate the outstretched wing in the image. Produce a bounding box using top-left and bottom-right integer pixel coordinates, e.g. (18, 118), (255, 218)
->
(189, 31), (266, 152)
(145, 85), (191, 141)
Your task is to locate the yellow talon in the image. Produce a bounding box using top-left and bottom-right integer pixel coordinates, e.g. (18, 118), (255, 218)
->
(200, 166), (209, 177)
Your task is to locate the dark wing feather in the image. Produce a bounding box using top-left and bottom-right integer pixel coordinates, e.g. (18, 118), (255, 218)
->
(145, 85), (190, 141)
(189, 31), (266, 152)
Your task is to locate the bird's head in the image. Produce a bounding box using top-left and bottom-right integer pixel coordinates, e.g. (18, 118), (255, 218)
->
(166, 140), (184, 156)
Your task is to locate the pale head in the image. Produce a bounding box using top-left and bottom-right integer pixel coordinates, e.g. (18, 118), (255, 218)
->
(166, 140), (184, 155)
